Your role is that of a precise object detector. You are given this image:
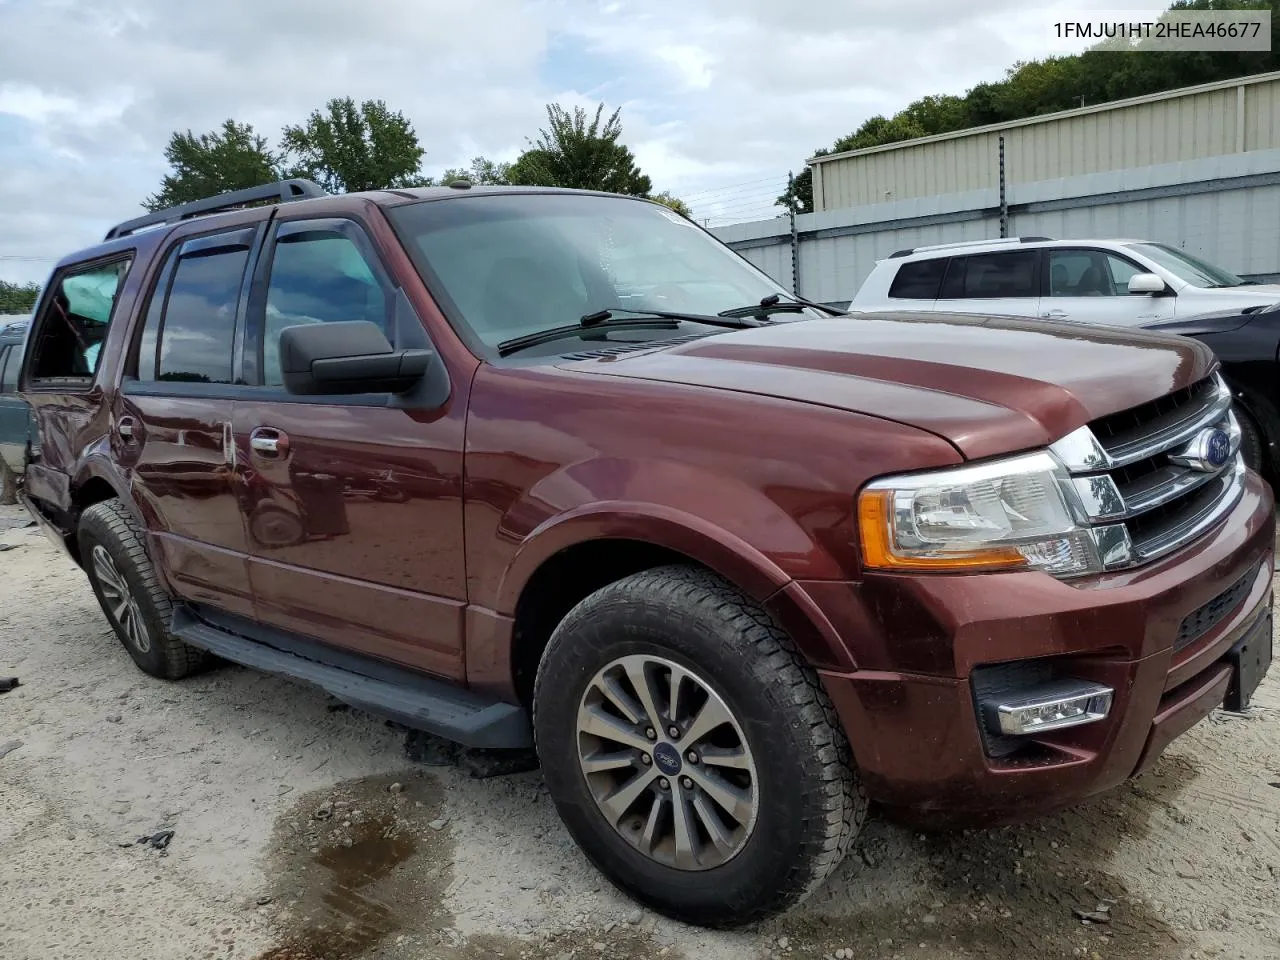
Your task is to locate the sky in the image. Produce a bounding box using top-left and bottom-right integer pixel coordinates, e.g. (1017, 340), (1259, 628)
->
(0, 0), (1169, 285)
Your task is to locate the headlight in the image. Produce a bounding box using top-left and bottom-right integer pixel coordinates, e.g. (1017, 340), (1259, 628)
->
(857, 452), (1100, 577)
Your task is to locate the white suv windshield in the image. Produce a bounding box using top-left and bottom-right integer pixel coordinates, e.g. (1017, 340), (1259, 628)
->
(1126, 243), (1245, 289)
(389, 193), (800, 350)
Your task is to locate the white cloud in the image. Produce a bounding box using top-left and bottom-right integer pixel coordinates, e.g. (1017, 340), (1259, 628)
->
(1, 0), (1138, 283)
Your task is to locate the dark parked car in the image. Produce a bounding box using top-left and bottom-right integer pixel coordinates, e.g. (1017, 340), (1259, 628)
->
(16, 181), (1275, 927)
(0, 316), (34, 504)
(1145, 302), (1280, 483)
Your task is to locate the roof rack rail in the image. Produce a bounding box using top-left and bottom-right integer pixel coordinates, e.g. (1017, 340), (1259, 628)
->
(887, 235), (1056, 258)
(104, 179), (327, 241)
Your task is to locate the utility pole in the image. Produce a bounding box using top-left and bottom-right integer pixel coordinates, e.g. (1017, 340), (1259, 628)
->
(998, 136), (1008, 239)
(788, 171), (800, 296)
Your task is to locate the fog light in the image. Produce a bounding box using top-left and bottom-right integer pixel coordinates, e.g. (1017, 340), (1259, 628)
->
(983, 681), (1114, 736)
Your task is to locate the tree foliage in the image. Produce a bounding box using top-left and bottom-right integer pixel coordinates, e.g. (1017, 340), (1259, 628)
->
(507, 103), (652, 195)
(780, 0), (1280, 211)
(439, 156), (512, 185)
(0, 281), (41, 314)
(144, 120), (281, 212)
(282, 97), (426, 193)
(650, 191), (693, 218)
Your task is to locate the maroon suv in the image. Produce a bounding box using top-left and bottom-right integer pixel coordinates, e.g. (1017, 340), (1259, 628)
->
(17, 180), (1275, 927)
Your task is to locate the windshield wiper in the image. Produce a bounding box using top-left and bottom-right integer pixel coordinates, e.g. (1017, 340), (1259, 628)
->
(583, 308), (760, 329)
(718, 293), (848, 319)
(497, 318), (680, 357)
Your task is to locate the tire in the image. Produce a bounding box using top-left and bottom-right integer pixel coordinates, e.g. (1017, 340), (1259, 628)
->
(1235, 405), (1269, 479)
(78, 499), (207, 680)
(0, 459), (15, 506)
(532, 564), (866, 928)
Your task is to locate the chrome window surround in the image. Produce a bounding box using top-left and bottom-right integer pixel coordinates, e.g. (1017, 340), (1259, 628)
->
(1048, 373), (1245, 572)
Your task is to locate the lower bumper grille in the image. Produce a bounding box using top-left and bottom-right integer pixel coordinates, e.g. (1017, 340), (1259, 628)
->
(1174, 562), (1258, 651)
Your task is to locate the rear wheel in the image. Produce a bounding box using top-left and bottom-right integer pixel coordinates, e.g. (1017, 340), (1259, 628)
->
(532, 565), (866, 928)
(78, 499), (207, 680)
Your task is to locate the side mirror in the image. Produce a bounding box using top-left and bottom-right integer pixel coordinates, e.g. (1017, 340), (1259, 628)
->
(279, 321), (432, 396)
(1128, 273), (1167, 295)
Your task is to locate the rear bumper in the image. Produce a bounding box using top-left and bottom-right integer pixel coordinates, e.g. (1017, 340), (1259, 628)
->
(811, 471), (1275, 822)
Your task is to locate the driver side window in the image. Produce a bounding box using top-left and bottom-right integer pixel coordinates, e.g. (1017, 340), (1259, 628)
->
(260, 226), (389, 387)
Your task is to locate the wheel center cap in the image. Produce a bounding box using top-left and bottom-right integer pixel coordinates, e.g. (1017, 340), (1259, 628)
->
(651, 741), (682, 776)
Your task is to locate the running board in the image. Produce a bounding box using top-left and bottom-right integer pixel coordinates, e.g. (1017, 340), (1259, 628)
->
(170, 605), (532, 749)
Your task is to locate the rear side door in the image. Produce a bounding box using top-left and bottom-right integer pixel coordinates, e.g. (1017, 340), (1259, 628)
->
(1039, 248), (1175, 327)
(931, 249), (1042, 318)
(230, 214), (468, 680)
(114, 226), (260, 617)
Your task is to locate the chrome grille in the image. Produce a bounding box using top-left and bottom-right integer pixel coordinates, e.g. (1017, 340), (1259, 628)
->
(1049, 373), (1245, 572)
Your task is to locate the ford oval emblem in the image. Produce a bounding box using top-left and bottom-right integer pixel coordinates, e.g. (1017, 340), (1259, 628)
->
(1204, 428), (1231, 468)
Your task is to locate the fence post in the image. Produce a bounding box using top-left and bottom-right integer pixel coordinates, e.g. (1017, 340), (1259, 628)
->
(998, 136), (1008, 238)
(788, 171), (800, 295)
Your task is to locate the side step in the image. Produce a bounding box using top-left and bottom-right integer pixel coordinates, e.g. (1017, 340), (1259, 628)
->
(170, 605), (532, 750)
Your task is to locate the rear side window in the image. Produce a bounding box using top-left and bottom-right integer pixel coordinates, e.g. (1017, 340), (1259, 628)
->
(888, 258), (947, 299)
(28, 258), (132, 383)
(940, 251), (1038, 299)
(135, 229), (253, 385)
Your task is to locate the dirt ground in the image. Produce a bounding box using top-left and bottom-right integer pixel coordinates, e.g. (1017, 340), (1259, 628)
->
(1, 501), (1278, 960)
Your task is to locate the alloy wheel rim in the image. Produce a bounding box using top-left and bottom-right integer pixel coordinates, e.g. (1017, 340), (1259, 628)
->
(576, 654), (759, 871)
(91, 544), (151, 654)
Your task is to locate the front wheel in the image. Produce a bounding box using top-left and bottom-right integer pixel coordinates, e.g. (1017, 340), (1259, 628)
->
(533, 565), (866, 928)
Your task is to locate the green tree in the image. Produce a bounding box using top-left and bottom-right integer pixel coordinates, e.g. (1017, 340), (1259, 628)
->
(282, 97), (426, 193)
(440, 156), (512, 185)
(0, 281), (41, 314)
(145, 120), (281, 212)
(507, 103), (652, 195)
(650, 191), (692, 218)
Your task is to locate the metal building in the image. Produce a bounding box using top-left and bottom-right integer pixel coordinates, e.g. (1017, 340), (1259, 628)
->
(810, 71), (1280, 212)
(712, 72), (1280, 305)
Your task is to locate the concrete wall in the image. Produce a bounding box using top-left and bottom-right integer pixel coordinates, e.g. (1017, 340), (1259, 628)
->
(810, 72), (1280, 212)
(713, 149), (1280, 305)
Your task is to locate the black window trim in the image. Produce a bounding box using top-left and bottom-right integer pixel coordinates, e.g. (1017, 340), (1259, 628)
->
(1039, 246), (1155, 298)
(939, 248), (1043, 301)
(25, 251), (137, 393)
(0, 345), (12, 393)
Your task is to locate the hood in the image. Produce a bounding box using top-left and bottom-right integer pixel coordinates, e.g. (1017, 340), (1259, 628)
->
(1210, 283), (1280, 300)
(557, 312), (1214, 460)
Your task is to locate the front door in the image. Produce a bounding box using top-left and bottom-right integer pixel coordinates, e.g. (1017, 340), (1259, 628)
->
(114, 226), (259, 616)
(232, 215), (468, 680)
(1039, 248), (1176, 327)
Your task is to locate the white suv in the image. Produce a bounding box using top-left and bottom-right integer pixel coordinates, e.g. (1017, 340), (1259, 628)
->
(848, 237), (1280, 326)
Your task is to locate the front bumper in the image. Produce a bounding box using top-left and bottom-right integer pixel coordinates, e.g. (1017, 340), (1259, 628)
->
(811, 470), (1275, 822)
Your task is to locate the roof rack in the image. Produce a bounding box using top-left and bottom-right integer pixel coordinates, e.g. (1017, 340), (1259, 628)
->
(104, 179), (328, 241)
(887, 236), (1055, 258)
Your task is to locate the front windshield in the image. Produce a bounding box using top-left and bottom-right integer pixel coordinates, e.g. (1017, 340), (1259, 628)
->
(388, 193), (809, 351)
(1126, 242), (1244, 288)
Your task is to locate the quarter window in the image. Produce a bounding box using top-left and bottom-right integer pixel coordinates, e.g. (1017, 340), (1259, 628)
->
(940, 251), (1038, 299)
(29, 258), (132, 382)
(888, 258), (947, 299)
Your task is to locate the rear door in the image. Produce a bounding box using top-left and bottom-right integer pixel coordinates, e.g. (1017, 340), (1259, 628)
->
(230, 214), (468, 680)
(931, 249), (1042, 318)
(1039, 247), (1175, 327)
(114, 226), (259, 617)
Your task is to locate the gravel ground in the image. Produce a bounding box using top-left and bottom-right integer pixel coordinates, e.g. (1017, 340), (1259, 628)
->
(1, 501), (1278, 960)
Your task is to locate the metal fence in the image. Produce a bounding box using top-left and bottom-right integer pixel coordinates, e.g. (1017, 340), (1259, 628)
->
(711, 148), (1280, 306)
